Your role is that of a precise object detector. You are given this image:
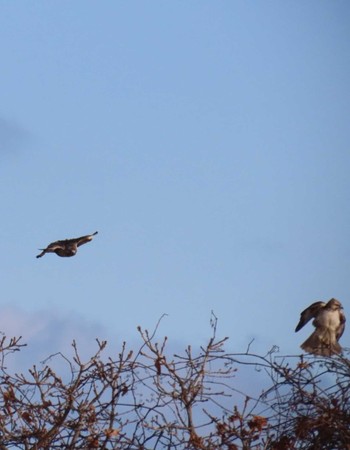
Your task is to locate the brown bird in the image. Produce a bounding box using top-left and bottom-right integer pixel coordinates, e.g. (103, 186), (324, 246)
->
(36, 231), (98, 258)
(295, 298), (346, 356)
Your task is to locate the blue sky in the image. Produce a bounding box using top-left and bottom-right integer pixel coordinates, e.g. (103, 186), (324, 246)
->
(0, 1), (349, 364)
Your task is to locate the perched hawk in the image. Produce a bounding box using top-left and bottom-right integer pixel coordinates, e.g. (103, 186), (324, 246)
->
(36, 231), (98, 258)
(295, 298), (346, 356)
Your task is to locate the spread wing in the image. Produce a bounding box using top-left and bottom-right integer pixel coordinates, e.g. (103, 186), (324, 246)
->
(295, 301), (326, 332)
(46, 240), (72, 249)
(74, 231), (98, 247)
(46, 232), (98, 248)
(36, 240), (68, 258)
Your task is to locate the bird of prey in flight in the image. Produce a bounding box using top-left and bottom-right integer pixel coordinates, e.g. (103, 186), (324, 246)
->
(295, 298), (346, 356)
(36, 231), (98, 258)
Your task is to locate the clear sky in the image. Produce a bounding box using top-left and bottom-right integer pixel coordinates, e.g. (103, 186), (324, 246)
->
(0, 1), (349, 364)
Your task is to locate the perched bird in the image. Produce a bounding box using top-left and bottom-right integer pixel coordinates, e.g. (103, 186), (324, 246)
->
(36, 231), (98, 258)
(295, 298), (346, 356)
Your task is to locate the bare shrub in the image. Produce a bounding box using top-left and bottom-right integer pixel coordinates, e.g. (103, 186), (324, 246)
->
(0, 315), (348, 449)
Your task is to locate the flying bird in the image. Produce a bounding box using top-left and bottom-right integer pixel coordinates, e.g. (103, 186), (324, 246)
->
(36, 231), (98, 258)
(295, 298), (346, 356)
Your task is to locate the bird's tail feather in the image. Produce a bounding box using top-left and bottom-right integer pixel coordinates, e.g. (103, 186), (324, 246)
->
(301, 328), (342, 356)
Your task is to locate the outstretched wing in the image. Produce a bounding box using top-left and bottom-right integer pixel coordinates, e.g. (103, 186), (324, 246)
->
(295, 301), (326, 332)
(36, 241), (67, 258)
(74, 231), (98, 247)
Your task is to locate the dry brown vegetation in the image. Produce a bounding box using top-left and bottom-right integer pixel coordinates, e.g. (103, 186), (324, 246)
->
(0, 315), (348, 449)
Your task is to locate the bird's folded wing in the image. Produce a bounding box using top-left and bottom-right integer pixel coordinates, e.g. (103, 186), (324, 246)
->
(336, 310), (346, 340)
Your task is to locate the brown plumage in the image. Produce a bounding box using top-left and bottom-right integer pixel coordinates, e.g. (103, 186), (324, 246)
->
(295, 298), (346, 356)
(36, 231), (98, 258)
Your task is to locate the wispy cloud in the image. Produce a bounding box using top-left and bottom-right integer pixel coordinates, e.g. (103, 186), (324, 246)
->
(0, 305), (110, 371)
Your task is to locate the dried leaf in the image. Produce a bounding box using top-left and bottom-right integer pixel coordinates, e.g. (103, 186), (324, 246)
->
(248, 415), (268, 432)
(104, 428), (120, 438)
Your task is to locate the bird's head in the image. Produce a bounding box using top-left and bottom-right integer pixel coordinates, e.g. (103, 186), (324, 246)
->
(327, 298), (343, 310)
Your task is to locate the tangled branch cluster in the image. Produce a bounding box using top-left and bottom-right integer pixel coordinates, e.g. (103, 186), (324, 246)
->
(0, 318), (348, 449)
